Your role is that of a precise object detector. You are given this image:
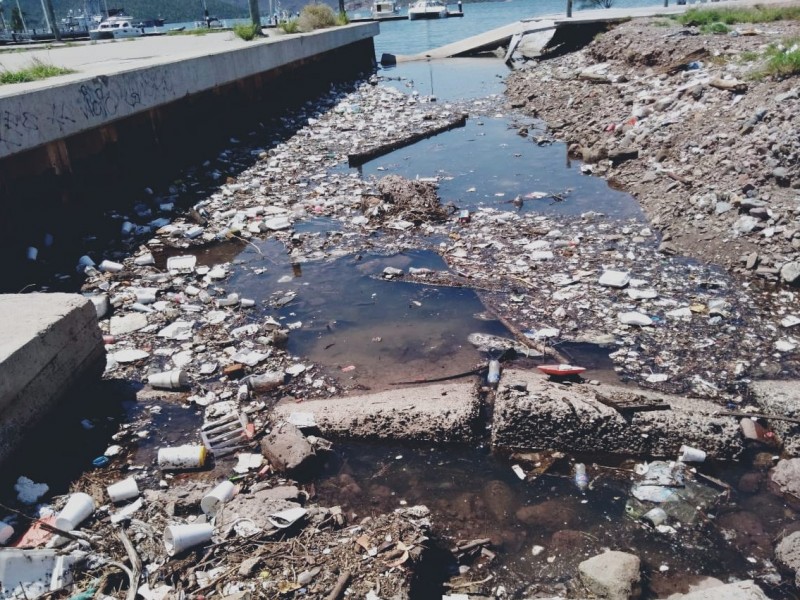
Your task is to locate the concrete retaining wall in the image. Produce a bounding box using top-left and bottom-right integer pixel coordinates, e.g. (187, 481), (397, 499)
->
(0, 25), (378, 159)
(0, 293), (105, 465)
(492, 370), (744, 459)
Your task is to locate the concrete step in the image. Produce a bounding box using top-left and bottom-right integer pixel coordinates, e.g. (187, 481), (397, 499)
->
(0, 293), (105, 465)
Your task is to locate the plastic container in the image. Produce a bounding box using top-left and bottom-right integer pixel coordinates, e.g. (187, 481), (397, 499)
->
(55, 493), (95, 531)
(200, 480), (236, 515)
(26, 247), (38, 261)
(248, 371), (285, 392)
(107, 477), (140, 503)
(164, 523), (213, 555)
(487, 360), (500, 384)
(574, 463), (589, 492)
(158, 445), (207, 470)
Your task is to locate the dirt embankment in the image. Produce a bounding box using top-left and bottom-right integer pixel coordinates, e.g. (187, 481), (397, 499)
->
(506, 18), (800, 283)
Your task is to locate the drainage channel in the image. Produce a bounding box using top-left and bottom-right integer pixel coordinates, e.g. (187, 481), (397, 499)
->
(1, 58), (798, 599)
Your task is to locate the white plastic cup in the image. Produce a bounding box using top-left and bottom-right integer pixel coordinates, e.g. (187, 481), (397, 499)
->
(678, 445), (707, 463)
(0, 521), (14, 545)
(121, 221), (134, 235)
(26, 247), (38, 261)
(200, 480), (236, 515)
(642, 507), (668, 527)
(164, 523), (214, 555)
(158, 445), (207, 470)
(55, 492), (95, 531)
(107, 477), (140, 503)
(149, 370), (189, 390)
(100, 260), (124, 273)
(43, 233), (54, 248)
(134, 252), (155, 266)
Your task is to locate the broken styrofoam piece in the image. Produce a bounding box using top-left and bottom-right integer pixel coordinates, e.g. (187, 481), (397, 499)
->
(14, 476), (49, 504)
(166, 255), (197, 273)
(267, 507), (307, 529)
(618, 312), (653, 326)
(599, 270), (630, 288)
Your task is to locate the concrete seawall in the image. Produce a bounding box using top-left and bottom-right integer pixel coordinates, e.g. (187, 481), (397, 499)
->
(0, 25), (378, 291)
(0, 25), (378, 159)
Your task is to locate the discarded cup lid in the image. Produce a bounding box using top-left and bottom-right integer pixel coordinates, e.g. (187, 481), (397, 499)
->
(92, 456), (110, 468)
(267, 507), (307, 529)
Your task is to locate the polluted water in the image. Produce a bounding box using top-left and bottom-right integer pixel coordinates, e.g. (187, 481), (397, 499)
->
(2, 55), (799, 600)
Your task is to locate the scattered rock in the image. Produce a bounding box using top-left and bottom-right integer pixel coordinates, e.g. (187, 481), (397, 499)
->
(578, 550), (641, 600)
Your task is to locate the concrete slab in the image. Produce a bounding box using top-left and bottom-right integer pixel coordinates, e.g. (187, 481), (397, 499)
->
(492, 370), (743, 459)
(0, 293), (105, 464)
(749, 380), (800, 456)
(273, 381), (480, 442)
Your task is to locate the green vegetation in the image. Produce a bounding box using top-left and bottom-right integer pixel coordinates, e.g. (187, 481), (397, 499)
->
(167, 27), (216, 36)
(0, 58), (74, 85)
(763, 37), (800, 77)
(336, 10), (350, 25)
(738, 50), (760, 63)
(701, 21), (730, 34)
(280, 18), (300, 33)
(233, 22), (260, 40)
(678, 6), (800, 27)
(297, 3), (336, 31)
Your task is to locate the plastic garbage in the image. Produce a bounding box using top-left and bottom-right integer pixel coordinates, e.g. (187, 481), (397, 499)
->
(487, 359), (500, 384)
(157, 445), (207, 470)
(164, 523), (214, 556)
(574, 463), (589, 492)
(55, 493), (95, 531)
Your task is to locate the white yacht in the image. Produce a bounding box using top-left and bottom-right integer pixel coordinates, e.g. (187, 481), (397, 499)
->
(89, 15), (142, 40)
(372, 0), (400, 19)
(407, 0), (447, 19)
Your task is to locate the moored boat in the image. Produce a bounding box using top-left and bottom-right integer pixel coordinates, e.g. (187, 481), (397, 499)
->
(407, 0), (447, 20)
(89, 14), (142, 40)
(372, 0), (400, 19)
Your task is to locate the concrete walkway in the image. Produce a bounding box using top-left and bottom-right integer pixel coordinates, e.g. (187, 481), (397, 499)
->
(395, 0), (800, 61)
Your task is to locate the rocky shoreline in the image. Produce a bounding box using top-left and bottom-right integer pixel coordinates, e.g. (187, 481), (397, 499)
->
(505, 17), (800, 284)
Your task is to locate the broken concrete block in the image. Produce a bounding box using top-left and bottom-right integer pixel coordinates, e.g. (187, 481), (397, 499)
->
(668, 580), (770, 599)
(261, 422), (316, 472)
(578, 550), (641, 600)
(749, 380), (800, 456)
(492, 371), (743, 459)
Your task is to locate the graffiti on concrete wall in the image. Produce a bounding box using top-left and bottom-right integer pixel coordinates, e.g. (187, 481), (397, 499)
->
(0, 69), (177, 157)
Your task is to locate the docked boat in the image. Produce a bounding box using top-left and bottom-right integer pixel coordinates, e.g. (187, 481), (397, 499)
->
(372, 0), (400, 19)
(89, 14), (142, 40)
(407, 0), (447, 20)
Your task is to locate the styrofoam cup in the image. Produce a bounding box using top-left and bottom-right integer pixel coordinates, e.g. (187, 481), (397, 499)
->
(158, 445), (207, 470)
(642, 507), (668, 527)
(0, 521), (13, 545)
(200, 481), (235, 516)
(26, 247), (38, 261)
(55, 492), (95, 531)
(164, 523), (214, 555)
(149, 370), (189, 390)
(107, 477), (140, 503)
(677, 445), (707, 463)
(99, 260), (124, 273)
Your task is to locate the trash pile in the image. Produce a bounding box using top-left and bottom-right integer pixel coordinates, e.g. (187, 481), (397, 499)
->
(5, 18), (800, 598)
(506, 17), (800, 285)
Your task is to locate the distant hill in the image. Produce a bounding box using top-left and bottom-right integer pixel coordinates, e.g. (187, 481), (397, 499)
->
(6, 0), (336, 28)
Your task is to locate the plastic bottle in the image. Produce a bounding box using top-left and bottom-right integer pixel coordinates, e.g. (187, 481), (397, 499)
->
(574, 463), (589, 492)
(487, 360), (500, 385)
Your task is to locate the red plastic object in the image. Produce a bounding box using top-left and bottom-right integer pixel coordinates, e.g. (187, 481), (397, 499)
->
(537, 364), (587, 376)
